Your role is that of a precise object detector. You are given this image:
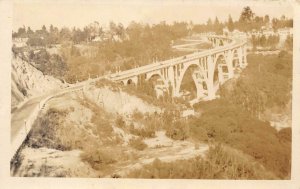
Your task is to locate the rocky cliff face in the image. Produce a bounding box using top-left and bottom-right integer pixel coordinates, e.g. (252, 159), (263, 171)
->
(11, 55), (66, 110)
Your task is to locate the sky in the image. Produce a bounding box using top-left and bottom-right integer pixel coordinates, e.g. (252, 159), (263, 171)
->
(13, 0), (293, 31)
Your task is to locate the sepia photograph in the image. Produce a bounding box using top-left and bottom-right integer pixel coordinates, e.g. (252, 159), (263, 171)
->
(1, 0), (300, 188)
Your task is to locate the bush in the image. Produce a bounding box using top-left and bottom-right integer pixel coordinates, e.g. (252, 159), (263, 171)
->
(80, 149), (117, 170)
(115, 116), (126, 128)
(129, 137), (147, 151)
(129, 124), (156, 138)
(166, 120), (189, 140)
(91, 116), (113, 136)
(131, 109), (144, 121)
(277, 128), (291, 143)
(20, 88), (27, 96)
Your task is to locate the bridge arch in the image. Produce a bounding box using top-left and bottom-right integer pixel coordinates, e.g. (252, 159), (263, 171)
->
(212, 54), (228, 86)
(175, 61), (207, 98)
(147, 73), (168, 87)
(127, 79), (133, 85)
(146, 72), (167, 85)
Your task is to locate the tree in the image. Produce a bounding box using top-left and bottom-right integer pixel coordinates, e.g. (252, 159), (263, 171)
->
(264, 15), (270, 24)
(238, 6), (255, 31)
(285, 35), (293, 51)
(213, 17), (223, 34)
(116, 23), (125, 40)
(239, 6), (254, 23)
(214, 17), (220, 26)
(260, 35), (267, 47)
(251, 35), (257, 50)
(207, 18), (213, 32)
(272, 18), (279, 31)
(50, 25), (54, 34)
(59, 27), (72, 42)
(16, 27), (26, 37)
(27, 27), (34, 35)
(109, 21), (118, 40)
(42, 25), (48, 34)
(228, 15), (234, 32)
(280, 15), (286, 21)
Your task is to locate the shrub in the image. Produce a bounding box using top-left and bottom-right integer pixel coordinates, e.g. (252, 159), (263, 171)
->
(132, 109), (144, 121)
(80, 149), (117, 170)
(129, 124), (155, 138)
(166, 120), (189, 140)
(129, 137), (147, 151)
(115, 116), (126, 128)
(129, 125), (156, 138)
(277, 128), (292, 143)
(20, 88), (27, 96)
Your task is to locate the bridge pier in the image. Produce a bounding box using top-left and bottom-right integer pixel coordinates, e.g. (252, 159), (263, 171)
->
(192, 71), (207, 99)
(225, 50), (234, 79)
(206, 55), (216, 100)
(242, 46), (248, 68)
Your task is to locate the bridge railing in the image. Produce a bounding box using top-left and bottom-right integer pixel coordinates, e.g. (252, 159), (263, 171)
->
(110, 37), (247, 81)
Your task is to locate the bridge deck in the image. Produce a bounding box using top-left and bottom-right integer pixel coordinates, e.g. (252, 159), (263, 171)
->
(108, 37), (246, 81)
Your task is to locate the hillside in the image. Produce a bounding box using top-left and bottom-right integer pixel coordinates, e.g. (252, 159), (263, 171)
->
(11, 55), (66, 111)
(11, 82), (209, 177)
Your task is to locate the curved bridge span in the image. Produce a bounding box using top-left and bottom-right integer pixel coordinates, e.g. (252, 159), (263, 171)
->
(108, 35), (247, 100)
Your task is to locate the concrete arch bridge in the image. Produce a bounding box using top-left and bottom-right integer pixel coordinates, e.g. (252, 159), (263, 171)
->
(107, 35), (247, 101)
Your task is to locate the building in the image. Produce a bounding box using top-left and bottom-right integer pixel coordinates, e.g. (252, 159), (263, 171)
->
(12, 37), (28, 47)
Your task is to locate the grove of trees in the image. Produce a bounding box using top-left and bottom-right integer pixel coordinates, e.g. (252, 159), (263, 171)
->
(251, 34), (280, 50)
(12, 6), (293, 83)
(192, 6), (292, 34)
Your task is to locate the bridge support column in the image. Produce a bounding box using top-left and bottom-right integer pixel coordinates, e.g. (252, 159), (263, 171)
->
(192, 71), (206, 99)
(167, 66), (180, 97)
(218, 65), (224, 84)
(238, 47), (244, 69)
(206, 55), (215, 100)
(226, 50), (234, 79)
(242, 46), (247, 68)
(216, 39), (220, 47)
(131, 76), (138, 85)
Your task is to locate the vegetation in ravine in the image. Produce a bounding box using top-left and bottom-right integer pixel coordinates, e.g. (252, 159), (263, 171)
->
(27, 108), (70, 151)
(127, 144), (277, 179)
(190, 99), (291, 179)
(190, 52), (292, 179)
(220, 51), (292, 118)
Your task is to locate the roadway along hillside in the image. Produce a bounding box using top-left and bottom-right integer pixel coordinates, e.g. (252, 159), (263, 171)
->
(10, 78), (103, 160)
